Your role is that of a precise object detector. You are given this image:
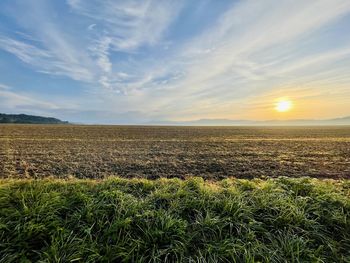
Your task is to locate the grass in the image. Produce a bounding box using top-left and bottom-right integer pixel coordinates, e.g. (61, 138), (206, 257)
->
(0, 177), (349, 262)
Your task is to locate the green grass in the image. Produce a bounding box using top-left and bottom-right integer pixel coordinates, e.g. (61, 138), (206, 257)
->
(0, 177), (349, 262)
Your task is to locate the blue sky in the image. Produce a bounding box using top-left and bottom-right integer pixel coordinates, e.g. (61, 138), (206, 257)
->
(0, 0), (350, 124)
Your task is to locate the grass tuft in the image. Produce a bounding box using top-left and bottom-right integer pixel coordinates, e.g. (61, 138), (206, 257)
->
(0, 177), (349, 262)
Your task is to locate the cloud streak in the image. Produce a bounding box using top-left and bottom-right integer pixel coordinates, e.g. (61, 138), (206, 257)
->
(139, 0), (350, 118)
(67, 0), (184, 51)
(0, 0), (350, 122)
(0, 34), (94, 82)
(0, 83), (59, 112)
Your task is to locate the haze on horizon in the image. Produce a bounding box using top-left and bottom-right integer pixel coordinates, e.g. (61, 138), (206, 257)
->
(0, 0), (350, 124)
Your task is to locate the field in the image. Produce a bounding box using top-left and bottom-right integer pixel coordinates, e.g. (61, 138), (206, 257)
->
(0, 125), (350, 262)
(0, 125), (349, 179)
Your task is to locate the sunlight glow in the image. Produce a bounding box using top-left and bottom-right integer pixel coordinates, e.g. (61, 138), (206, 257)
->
(275, 100), (293, 112)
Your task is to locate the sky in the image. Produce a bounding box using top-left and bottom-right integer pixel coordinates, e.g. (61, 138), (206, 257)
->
(0, 0), (350, 124)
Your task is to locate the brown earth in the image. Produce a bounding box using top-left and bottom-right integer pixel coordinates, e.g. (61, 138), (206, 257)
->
(0, 125), (349, 179)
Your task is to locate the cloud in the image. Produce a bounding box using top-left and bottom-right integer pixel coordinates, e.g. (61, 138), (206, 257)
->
(0, 0), (184, 94)
(0, 35), (94, 82)
(0, 83), (11, 90)
(67, 0), (184, 51)
(89, 36), (113, 89)
(176, 0), (350, 87)
(66, 0), (185, 92)
(87, 24), (96, 30)
(0, 84), (59, 111)
(0, 36), (51, 64)
(0, 0), (98, 82)
(134, 0), (350, 119)
(1, 0), (350, 122)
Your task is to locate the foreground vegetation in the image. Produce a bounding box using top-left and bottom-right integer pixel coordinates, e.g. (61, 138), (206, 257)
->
(1, 177), (349, 262)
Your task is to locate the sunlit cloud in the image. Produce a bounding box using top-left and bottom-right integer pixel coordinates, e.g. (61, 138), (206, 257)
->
(0, 0), (349, 123)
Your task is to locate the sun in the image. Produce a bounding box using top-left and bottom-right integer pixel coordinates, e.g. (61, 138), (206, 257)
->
(275, 99), (293, 112)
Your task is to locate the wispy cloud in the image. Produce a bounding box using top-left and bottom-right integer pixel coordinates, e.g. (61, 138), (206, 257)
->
(0, 36), (51, 65)
(175, 0), (350, 88)
(0, 36), (94, 82)
(136, 0), (350, 119)
(0, 0), (350, 122)
(67, 0), (184, 51)
(0, 83), (59, 111)
(67, 0), (184, 92)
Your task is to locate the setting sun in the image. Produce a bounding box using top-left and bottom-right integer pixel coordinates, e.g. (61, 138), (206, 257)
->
(275, 100), (293, 112)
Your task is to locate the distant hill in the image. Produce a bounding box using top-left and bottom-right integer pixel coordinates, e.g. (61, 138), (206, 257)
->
(150, 116), (350, 126)
(0, 113), (68, 124)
